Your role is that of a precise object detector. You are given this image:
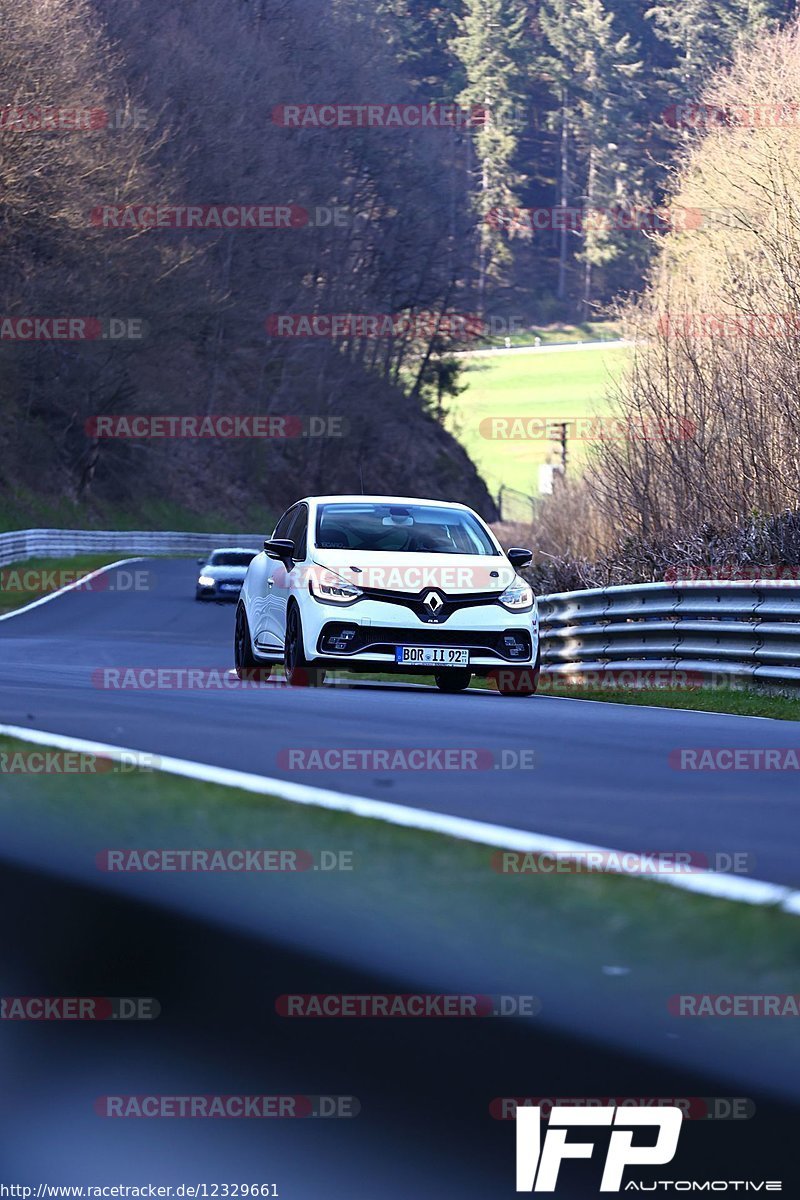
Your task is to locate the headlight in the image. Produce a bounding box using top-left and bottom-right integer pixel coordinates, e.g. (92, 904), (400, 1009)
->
(309, 570), (363, 605)
(498, 577), (534, 612)
(197, 575), (215, 587)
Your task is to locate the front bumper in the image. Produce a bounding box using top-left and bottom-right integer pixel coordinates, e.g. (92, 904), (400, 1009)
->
(316, 621), (533, 666)
(302, 595), (538, 673)
(196, 582), (243, 601)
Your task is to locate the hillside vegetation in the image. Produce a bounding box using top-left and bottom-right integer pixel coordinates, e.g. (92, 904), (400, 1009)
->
(0, 0), (496, 521)
(528, 19), (800, 581)
(2, 0), (797, 529)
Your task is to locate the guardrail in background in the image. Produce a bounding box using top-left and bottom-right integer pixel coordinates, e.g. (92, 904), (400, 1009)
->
(3, 531), (800, 685)
(538, 580), (800, 686)
(0, 528), (265, 568)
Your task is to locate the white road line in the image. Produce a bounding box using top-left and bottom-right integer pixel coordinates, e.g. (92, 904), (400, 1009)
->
(0, 558), (145, 622)
(0, 722), (796, 915)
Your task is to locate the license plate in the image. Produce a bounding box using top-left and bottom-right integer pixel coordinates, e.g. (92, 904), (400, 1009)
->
(220, 583), (239, 591)
(395, 646), (469, 667)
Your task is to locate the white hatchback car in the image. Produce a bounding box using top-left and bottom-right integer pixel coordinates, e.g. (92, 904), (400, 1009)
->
(234, 495), (540, 694)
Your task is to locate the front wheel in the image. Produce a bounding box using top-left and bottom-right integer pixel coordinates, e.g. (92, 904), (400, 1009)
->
(234, 603), (272, 682)
(284, 606), (326, 687)
(493, 645), (540, 697)
(434, 668), (472, 693)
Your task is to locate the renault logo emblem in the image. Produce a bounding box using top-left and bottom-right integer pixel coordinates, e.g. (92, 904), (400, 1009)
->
(423, 591), (443, 614)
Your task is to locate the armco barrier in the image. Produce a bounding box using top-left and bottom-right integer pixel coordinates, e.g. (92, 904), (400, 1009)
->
(0, 529), (264, 568)
(538, 580), (800, 686)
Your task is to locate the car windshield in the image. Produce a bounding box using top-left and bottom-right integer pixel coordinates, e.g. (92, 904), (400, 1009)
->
(208, 551), (256, 566)
(315, 503), (499, 555)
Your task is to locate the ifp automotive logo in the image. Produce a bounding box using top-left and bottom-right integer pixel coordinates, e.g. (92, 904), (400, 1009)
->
(515, 1105), (682, 1191)
(514, 1105), (782, 1191)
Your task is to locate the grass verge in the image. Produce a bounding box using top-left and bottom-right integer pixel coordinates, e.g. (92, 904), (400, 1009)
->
(0, 554), (132, 614)
(535, 681), (800, 721)
(336, 671), (800, 720)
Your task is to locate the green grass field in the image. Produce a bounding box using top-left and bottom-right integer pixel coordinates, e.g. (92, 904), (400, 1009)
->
(447, 343), (630, 499)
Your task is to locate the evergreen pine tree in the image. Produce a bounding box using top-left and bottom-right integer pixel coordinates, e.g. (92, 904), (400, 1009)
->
(450, 0), (531, 311)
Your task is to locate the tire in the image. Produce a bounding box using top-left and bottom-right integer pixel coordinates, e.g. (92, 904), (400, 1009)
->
(234, 603), (272, 682)
(493, 644), (540, 697)
(434, 668), (472, 693)
(284, 605), (326, 687)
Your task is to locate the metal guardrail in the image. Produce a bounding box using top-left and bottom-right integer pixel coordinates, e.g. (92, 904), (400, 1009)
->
(538, 580), (800, 686)
(0, 528), (264, 568)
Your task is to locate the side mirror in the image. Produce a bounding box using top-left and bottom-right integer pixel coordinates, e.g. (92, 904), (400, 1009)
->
(197, 557), (206, 566)
(507, 547), (533, 569)
(264, 538), (295, 563)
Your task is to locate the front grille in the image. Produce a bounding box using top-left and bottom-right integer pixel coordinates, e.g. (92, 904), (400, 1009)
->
(318, 623), (532, 662)
(358, 586), (505, 623)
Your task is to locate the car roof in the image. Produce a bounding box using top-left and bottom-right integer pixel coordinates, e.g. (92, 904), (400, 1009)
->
(300, 495), (472, 509)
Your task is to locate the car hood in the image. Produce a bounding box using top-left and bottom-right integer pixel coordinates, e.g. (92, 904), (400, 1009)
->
(200, 566), (249, 580)
(310, 549), (515, 595)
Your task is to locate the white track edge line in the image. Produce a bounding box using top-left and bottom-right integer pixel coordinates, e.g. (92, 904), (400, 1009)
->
(0, 558), (146, 621)
(528, 690), (779, 721)
(1, 722), (797, 915)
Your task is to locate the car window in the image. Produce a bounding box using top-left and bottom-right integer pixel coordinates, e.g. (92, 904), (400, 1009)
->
(289, 506), (308, 560)
(273, 507), (296, 540)
(280, 506), (307, 560)
(209, 552), (256, 567)
(315, 503), (499, 555)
